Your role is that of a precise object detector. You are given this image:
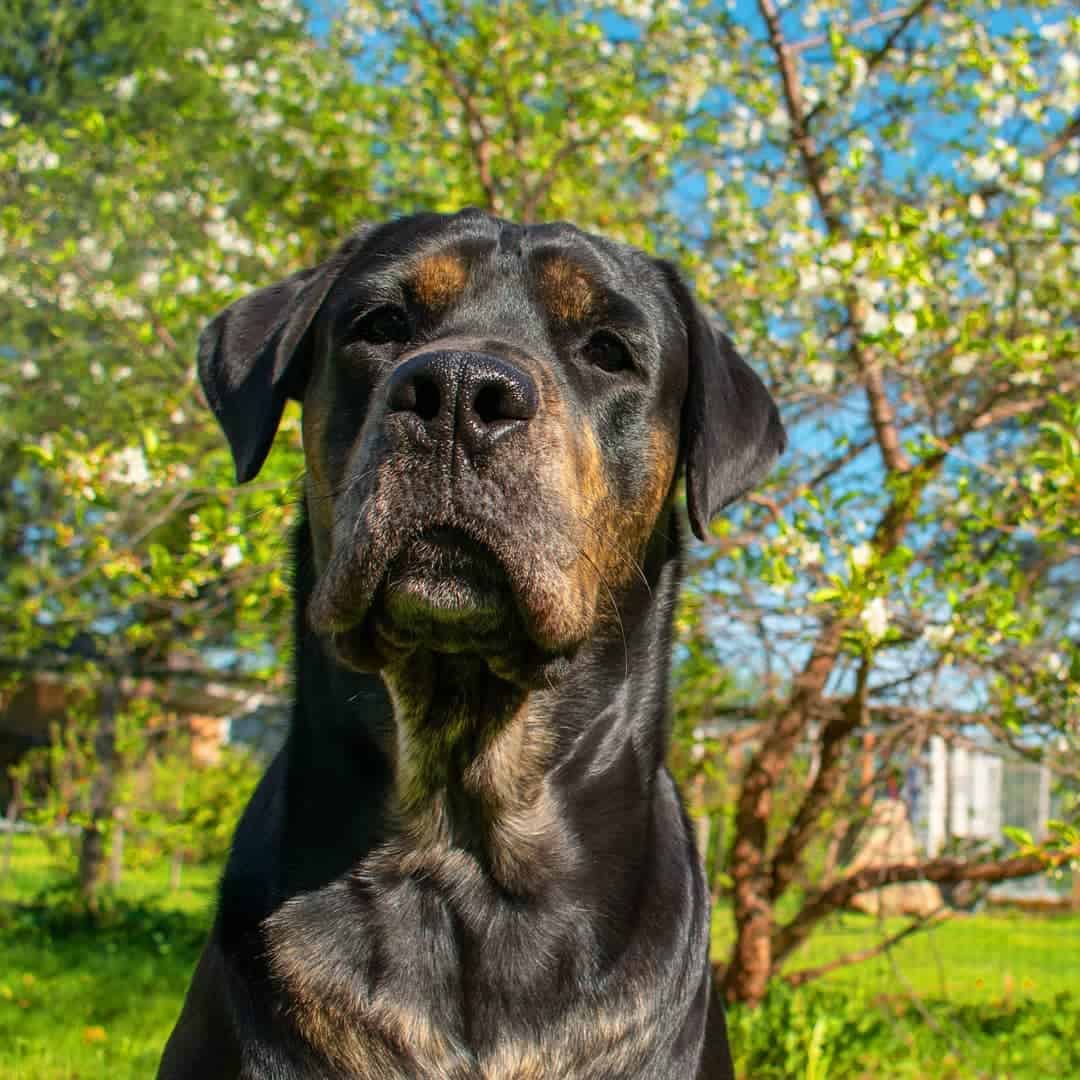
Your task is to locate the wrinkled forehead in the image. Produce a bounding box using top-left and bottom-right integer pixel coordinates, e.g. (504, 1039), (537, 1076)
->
(323, 211), (677, 338)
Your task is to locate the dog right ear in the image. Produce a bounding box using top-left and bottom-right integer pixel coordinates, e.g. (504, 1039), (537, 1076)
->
(197, 232), (366, 483)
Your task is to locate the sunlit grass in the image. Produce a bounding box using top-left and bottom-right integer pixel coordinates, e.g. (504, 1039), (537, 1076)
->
(712, 904), (1080, 1003)
(2, 833), (1077, 1078)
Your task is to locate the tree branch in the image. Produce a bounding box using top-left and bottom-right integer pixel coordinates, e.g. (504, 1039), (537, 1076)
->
(862, 0), (935, 75)
(758, 0), (911, 475)
(774, 851), (1057, 962)
(769, 656), (870, 902)
(790, 7), (920, 55)
(968, 110), (1080, 206)
(410, 4), (500, 211)
(783, 907), (948, 987)
(757, 0), (840, 230)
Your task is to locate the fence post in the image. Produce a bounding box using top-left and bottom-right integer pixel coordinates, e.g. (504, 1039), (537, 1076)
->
(1, 782), (21, 885)
(79, 679), (120, 908)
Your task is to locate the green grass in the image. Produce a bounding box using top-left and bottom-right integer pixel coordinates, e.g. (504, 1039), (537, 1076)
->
(713, 905), (1080, 1003)
(0, 832), (214, 1079)
(0, 829), (219, 912)
(1, 831), (1077, 1078)
(713, 905), (1080, 1078)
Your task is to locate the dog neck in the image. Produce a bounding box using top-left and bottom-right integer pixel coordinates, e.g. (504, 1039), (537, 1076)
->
(286, 505), (685, 904)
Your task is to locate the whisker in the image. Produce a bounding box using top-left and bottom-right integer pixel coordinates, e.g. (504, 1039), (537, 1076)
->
(304, 464), (383, 505)
(576, 546), (629, 680)
(572, 509), (652, 597)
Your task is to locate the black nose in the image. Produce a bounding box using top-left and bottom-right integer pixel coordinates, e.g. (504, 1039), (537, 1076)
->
(386, 351), (539, 455)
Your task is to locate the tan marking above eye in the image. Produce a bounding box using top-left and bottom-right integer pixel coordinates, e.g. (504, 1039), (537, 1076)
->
(538, 257), (596, 322)
(411, 252), (468, 309)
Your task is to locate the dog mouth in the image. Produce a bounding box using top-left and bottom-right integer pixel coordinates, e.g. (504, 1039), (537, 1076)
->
(321, 525), (541, 671)
(379, 527), (513, 637)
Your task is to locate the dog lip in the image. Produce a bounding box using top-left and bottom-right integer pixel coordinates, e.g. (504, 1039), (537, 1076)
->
(379, 526), (514, 629)
(308, 522), (519, 639)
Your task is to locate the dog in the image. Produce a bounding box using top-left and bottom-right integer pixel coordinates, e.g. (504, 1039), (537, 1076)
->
(158, 208), (785, 1079)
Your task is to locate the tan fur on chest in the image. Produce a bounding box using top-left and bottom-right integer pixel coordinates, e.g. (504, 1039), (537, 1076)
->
(266, 894), (660, 1079)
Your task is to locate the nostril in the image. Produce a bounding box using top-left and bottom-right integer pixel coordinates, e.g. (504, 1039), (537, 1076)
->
(473, 383), (505, 425)
(414, 375), (441, 422)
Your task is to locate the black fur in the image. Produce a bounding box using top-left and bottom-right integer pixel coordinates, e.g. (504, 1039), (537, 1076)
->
(160, 210), (784, 1078)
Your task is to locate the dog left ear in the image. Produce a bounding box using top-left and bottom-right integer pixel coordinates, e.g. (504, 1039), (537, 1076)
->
(198, 230), (367, 483)
(657, 261), (787, 540)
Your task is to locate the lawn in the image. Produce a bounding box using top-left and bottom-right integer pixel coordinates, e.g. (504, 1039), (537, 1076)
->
(1, 832), (1076, 1078)
(713, 905), (1079, 1004)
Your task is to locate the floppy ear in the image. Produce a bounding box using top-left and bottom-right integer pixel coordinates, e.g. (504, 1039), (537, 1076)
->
(198, 232), (366, 482)
(659, 262), (787, 540)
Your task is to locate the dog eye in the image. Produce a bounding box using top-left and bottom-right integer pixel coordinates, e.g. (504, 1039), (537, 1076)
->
(347, 305), (411, 346)
(582, 331), (632, 374)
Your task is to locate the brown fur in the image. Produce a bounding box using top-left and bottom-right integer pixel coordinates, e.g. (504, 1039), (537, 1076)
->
(538, 256), (596, 322)
(412, 252), (469, 310)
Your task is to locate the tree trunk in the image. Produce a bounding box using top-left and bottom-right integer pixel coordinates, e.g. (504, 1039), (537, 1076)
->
(78, 679), (120, 908)
(109, 816), (125, 887)
(723, 624), (844, 1005)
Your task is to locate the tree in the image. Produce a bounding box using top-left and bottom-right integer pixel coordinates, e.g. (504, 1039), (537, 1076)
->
(3, 0), (1077, 981)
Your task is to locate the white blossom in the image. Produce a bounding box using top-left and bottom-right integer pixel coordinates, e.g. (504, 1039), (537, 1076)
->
(951, 353), (977, 376)
(830, 241), (853, 264)
(222, 543), (244, 570)
(860, 597), (889, 639)
(924, 624), (955, 648)
(114, 75), (138, 102)
(862, 308), (888, 335)
(850, 542), (873, 570)
(1045, 653), (1068, 679)
(849, 55), (868, 91)
(21, 360), (40, 380)
(808, 361), (835, 390)
(893, 311), (917, 337)
(797, 539), (823, 567)
(1032, 209), (1055, 230)
(623, 115), (660, 142)
(16, 141), (60, 171)
(858, 277), (887, 304)
(1010, 369), (1043, 386)
(108, 446), (151, 488)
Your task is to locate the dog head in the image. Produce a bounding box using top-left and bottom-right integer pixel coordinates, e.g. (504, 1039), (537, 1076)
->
(198, 210), (785, 682)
